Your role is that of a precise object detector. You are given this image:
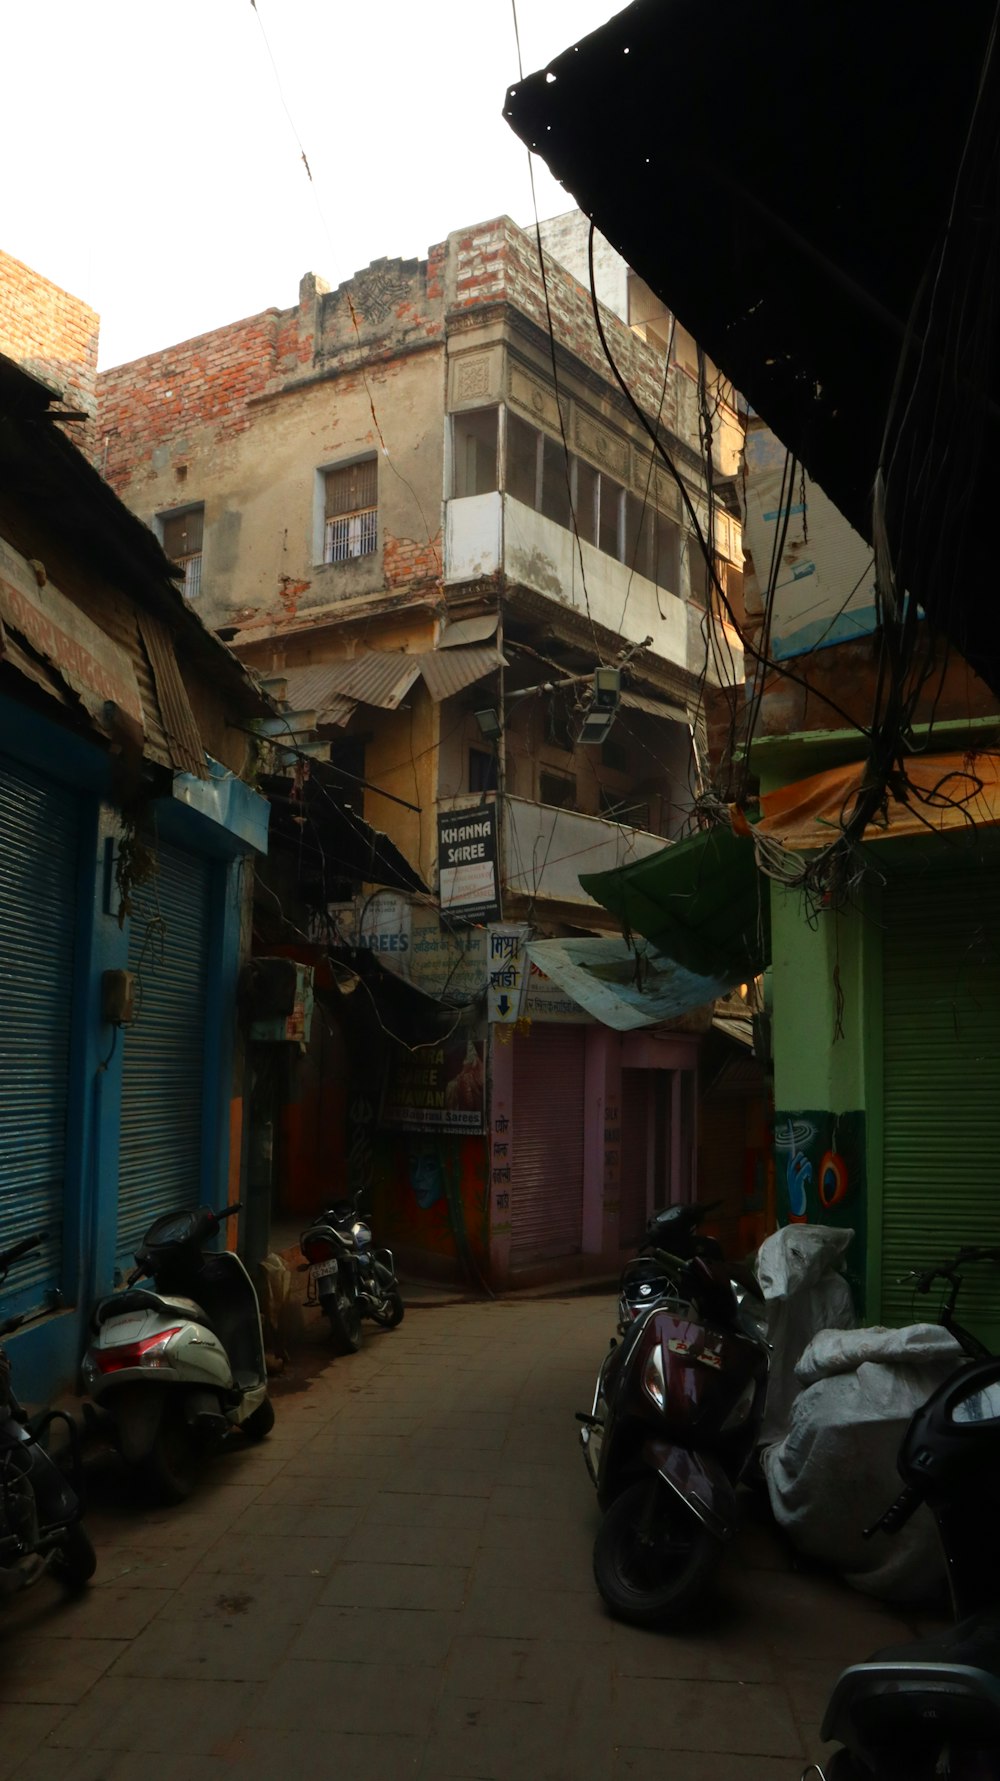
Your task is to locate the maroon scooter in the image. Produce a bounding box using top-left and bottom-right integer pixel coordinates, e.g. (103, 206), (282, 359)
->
(579, 1212), (769, 1626)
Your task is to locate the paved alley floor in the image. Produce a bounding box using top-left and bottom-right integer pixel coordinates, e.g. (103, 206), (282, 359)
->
(1, 1297), (939, 1779)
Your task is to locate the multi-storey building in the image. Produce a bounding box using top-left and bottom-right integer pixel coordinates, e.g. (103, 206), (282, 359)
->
(97, 210), (751, 1289)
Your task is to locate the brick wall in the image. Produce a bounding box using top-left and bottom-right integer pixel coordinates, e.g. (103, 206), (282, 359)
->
(447, 217), (682, 434)
(0, 249), (99, 425)
(98, 306), (293, 494)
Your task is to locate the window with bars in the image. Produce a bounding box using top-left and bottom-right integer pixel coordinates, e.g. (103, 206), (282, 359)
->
(161, 506), (204, 599)
(323, 458), (378, 563)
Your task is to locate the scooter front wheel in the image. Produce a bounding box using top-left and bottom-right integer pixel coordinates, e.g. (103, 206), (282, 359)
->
(593, 1477), (721, 1627)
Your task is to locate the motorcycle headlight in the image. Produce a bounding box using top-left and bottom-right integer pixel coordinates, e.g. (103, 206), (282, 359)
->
(642, 1343), (666, 1411)
(351, 1221), (372, 1247)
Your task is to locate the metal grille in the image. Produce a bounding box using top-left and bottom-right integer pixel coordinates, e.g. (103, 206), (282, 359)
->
(325, 459), (377, 517)
(180, 554), (202, 599)
(116, 843), (212, 1267)
(509, 1026), (586, 1266)
(324, 509), (377, 563)
(0, 756), (81, 1310)
(881, 867), (1000, 1342)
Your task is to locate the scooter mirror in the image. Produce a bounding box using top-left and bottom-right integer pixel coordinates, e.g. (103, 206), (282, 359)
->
(951, 1378), (1000, 1424)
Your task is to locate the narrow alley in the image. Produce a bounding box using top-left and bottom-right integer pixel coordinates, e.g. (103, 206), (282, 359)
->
(2, 1298), (936, 1780)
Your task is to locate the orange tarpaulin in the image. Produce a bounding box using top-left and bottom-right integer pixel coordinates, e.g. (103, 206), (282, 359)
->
(757, 751), (1000, 851)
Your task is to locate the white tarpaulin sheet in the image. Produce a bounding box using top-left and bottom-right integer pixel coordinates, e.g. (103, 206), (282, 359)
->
(756, 1225), (856, 1449)
(763, 1322), (964, 1602)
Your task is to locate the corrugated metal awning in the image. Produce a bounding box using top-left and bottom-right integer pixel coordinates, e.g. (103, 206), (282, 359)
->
(621, 689), (689, 724)
(281, 646), (504, 719)
(416, 645), (504, 702)
(439, 613), (499, 648)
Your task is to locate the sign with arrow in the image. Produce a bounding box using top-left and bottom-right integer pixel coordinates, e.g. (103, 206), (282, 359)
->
(487, 923), (530, 1024)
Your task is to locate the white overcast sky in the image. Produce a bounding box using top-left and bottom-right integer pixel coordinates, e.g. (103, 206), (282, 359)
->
(1, 1), (621, 369)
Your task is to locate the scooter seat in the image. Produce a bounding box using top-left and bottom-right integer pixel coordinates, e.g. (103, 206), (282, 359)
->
(821, 1608), (1000, 1755)
(869, 1607), (1000, 1674)
(93, 1290), (218, 1334)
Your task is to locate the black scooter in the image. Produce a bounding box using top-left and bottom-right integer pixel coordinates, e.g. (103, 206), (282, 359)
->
(0, 1231), (95, 1594)
(816, 1247), (1000, 1779)
(301, 1194), (404, 1355)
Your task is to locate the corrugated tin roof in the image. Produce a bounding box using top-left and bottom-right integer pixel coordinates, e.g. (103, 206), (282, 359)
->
(138, 611), (208, 779)
(281, 665), (357, 727)
(439, 613), (499, 648)
(281, 654), (421, 711)
(621, 689), (689, 724)
(416, 645), (505, 702)
(282, 648), (503, 715)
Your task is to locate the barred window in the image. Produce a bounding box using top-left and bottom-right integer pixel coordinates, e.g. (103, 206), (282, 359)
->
(161, 505), (204, 599)
(324, 458), (378, 563)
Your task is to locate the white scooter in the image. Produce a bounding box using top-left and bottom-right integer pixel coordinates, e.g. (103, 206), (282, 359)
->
(83, 1201), (274, 1502)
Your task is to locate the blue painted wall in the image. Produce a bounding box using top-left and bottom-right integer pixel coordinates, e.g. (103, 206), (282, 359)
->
(0, 697), (266, 1403)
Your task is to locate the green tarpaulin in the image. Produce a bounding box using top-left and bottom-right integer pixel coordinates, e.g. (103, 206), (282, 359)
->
(580, 826), (769, 981)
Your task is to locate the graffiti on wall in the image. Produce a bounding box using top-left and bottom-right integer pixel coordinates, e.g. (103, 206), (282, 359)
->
(773, 1109), (866, 1295)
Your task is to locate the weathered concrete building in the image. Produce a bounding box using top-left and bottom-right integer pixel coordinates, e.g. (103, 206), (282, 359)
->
(97, 211), (750, 1290)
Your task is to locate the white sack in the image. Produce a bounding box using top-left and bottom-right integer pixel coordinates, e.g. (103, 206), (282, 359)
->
(764, 1326), (964, 1602)
(756, 1225), (856, 1448)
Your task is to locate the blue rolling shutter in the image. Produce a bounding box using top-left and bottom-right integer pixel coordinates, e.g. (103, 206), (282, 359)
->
(0, 755), (81, 1311)
(117, 841), (211, 1265)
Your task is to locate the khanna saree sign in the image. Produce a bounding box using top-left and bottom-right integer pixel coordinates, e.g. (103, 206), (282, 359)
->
(437, 805), (500, 923)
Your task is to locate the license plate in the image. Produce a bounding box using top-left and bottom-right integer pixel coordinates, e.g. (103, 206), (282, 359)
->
(312, 1260), (338, 1279)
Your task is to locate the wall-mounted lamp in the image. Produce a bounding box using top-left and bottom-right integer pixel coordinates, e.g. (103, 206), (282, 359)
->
(474, 708), (502, 742)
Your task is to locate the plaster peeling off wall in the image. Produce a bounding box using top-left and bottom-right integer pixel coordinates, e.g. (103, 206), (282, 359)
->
(742, 424), (878, 660)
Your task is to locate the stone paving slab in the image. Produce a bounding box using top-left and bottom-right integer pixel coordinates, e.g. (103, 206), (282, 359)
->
(0, 1296), (945, 1778)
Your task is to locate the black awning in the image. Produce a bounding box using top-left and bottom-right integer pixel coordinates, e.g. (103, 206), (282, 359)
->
(261, 768), (428, 899)
(504, 2), (1000, 692)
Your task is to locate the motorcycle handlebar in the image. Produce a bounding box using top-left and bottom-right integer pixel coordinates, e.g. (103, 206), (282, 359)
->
(0, 1231), (46, 1272)
(214, 1203), (243, 1221)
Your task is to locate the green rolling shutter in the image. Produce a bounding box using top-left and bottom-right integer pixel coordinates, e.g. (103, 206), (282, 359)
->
(881, 867), (1000, 1342)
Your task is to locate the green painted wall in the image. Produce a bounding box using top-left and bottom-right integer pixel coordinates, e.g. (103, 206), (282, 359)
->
(769, 885), (881, 1309)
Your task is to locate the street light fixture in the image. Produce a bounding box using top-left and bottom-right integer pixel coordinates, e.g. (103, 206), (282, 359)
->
(474, 707), (502, 742)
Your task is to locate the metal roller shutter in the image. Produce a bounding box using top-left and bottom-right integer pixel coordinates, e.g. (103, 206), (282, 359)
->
(510, 1025), (586, 1266)
(881, 867), (1000, 1339)
(117, 841), (211, 1264)
(0, 755), (81, 1309)
(619, 1069), (650, 1248)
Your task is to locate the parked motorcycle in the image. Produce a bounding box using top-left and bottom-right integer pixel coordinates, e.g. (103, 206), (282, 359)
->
(815, 1247), (1000, 1779)
(300, 1194), (404, 1355)
(617, 1200), (727, 1328)
(0, 1231), (96, 1593)
(580, 1201), (770, 1626)
(83, 1201), (274, 1503)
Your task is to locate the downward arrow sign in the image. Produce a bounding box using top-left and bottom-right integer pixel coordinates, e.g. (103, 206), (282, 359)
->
(496, 994), (511, 1017)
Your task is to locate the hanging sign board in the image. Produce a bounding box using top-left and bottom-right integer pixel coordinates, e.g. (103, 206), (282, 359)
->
(438, 805), (500, 923)
(486, 923), (530, 1023)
